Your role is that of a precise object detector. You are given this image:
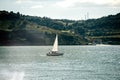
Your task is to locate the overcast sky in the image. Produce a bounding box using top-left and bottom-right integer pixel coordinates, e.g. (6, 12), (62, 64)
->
(0, 0), (120, 20)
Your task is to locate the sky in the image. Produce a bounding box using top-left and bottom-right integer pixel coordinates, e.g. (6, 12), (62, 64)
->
(0, 0), (120, 20)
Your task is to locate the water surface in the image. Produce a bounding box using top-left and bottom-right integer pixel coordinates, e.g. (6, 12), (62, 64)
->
(0, 45), (120, 80)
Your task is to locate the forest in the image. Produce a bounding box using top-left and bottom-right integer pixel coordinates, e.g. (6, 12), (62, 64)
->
(0, 10), (120, 45)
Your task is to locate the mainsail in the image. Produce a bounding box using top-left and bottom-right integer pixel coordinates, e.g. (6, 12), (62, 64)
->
(52, 34), (58, 52)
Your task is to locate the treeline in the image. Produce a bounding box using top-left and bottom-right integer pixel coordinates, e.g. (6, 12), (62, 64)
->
(0, 10), (120, 45)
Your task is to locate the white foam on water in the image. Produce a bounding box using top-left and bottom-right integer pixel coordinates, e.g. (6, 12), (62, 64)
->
(10, 72), (25, 80)
(0, 70), (25, 80)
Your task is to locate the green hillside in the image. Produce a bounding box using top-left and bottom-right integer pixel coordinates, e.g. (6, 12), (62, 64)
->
(0, 10), (120, 45)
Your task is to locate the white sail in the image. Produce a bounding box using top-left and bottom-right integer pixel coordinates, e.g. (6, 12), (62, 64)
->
(52, 34), (58, 52)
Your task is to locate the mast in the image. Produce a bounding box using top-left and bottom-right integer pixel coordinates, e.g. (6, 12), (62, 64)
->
(52, 34), (58, 52)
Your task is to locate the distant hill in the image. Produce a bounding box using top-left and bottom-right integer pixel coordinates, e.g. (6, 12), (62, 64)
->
(0, 10), (120, 45)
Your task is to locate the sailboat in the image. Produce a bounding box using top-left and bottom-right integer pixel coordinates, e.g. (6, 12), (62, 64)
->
(46, 34), (63, 56)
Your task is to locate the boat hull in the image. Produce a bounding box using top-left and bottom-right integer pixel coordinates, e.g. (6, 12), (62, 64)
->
(46, 52), (63, 56)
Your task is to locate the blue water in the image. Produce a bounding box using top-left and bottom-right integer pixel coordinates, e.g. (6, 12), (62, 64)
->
(0, 45), (120, 80)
